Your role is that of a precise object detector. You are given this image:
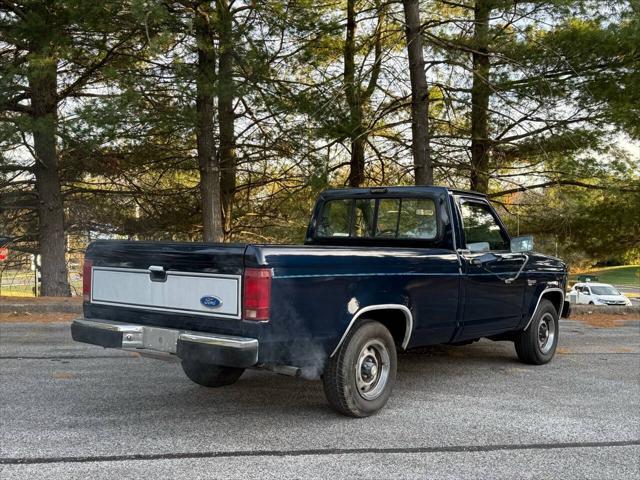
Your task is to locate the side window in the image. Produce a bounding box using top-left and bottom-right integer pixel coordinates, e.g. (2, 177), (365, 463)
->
(317, 199), (351, 237)
(460, 201), (509, 251)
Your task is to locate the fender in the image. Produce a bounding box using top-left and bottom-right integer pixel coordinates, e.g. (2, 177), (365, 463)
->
(330, 304), (413, 357)
(524, 287), (565, 330)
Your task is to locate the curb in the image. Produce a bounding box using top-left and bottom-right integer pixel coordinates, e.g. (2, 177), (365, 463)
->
(571, 305), (640, 315)
(0, 302), (82, 315)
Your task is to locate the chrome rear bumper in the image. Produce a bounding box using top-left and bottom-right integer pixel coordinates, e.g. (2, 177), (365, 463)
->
(71, 318), (258, 368)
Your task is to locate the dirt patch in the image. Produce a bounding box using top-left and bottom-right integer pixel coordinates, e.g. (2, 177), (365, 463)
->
(0, 312), (76, 323)
(612, 346), (633, 353)
(571, 312), (636, 328)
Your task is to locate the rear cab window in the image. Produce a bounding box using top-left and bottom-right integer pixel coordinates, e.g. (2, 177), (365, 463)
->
(316, 196), (439, 241)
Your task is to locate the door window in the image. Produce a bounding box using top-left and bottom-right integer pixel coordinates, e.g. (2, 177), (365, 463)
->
(460, 201), (509, 251)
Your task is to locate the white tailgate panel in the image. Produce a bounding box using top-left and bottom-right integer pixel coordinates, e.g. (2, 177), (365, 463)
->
(91, 268), (241, 318)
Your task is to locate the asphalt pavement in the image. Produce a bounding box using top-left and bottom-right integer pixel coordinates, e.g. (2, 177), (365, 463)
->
(1, 319), (639, 479)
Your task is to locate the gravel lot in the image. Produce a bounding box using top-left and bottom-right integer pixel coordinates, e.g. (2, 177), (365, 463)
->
(1, 318), (639, 479)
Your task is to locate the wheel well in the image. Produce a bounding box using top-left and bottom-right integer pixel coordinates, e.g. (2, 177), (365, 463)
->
(361, 309), (409, 349)
(541, 290), (563, 315)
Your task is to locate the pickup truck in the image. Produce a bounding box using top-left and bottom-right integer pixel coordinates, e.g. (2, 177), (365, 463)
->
(72, 186), (570, 417)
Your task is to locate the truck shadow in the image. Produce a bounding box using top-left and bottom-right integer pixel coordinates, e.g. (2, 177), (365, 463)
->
(72, 340), (540, 423)
(148, 341), (528, 416)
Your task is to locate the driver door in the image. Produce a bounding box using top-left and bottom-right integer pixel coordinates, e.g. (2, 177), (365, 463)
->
(456, 198), (527, 338)
(577, 285), (592, 304)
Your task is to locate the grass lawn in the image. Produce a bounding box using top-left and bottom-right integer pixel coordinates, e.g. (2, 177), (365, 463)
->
(570, 265), (640, 286)
(1, 270), (82, 298)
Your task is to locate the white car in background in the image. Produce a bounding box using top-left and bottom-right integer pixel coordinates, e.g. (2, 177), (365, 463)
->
(569, 282), (633, 306)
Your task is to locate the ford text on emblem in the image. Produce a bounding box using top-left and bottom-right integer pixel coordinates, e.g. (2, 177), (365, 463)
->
(200, 296), (222, 308)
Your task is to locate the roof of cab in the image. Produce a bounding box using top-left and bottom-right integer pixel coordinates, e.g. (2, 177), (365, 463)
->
(319, 185), (487, 199)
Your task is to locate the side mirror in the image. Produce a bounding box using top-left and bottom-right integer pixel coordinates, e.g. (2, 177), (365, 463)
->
(471, 252), (499, 265)
(510, 235), (534, 253)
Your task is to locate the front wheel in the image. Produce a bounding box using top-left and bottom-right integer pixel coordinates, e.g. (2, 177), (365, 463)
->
(514, 299), (559, 365)
(181, 360), (244, 387)
(323, 321), (397, 417)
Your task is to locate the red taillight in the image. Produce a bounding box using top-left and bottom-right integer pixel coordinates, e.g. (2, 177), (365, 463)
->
(82, 258), (93, 302)
(243, 267), (272, 321)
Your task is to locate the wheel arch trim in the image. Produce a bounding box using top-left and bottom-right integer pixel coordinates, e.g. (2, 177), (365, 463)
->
(330, 304), (413, 357)
(524, 287), (565, 331)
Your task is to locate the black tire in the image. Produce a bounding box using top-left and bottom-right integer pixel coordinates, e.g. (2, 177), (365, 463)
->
(323, 320), (397, 417)
(181, 360), (244, 387)
(515, 299), (559, 365)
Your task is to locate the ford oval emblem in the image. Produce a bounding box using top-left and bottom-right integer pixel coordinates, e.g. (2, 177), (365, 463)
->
(200, 295), (222, 308)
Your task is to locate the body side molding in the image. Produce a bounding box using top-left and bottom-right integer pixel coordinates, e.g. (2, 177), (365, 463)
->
(330, 304), (413, 357)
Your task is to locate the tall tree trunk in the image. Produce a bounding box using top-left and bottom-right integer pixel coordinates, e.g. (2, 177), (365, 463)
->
(470, 0), (491, 193)
(349, 131), (365, 187)
(344, 0), (365, 187)
(217, 0), (236, 238)
(194, 2), (223, 242)
(403, 0), (433, 186)
(28, 40), (70, 296)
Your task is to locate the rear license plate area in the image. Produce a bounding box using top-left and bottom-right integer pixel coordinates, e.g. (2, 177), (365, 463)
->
(143, 327), (180, 353)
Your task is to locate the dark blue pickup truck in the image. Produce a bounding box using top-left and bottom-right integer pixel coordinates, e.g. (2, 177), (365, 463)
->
(72, 186), (569, 416)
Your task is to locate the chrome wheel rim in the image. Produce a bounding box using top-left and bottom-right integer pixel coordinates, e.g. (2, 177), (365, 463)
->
(355, 339), (390, 400)
(538, 313), (556, 354)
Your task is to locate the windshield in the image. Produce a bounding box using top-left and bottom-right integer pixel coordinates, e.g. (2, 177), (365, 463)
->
(590, 286), (620, 296)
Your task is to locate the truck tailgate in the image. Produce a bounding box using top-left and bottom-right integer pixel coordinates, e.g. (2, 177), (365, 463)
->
(91, 267), (241, 319)
(84, 241), (248, 330)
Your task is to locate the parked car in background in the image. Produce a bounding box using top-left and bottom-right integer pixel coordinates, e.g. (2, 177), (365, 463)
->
(569, 282), (632, 306)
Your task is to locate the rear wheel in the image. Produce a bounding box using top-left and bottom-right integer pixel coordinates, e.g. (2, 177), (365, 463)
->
(515, 299), (559, 365)
(181, 360), (244, 387)
(323, 321), (397, 417)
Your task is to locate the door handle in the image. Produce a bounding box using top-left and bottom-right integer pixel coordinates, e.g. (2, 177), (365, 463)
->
(470, 253), (500, 266)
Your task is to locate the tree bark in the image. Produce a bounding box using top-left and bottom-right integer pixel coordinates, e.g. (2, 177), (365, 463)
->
(470, 0), (491, 193)
(27, 32), (71, 296)
(402, 0), (433, 185)
(344, 0), (364, 187)
(344, 0), (384, 187)
(217, 0), (236, 238)
(194, 2), (224, 242)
